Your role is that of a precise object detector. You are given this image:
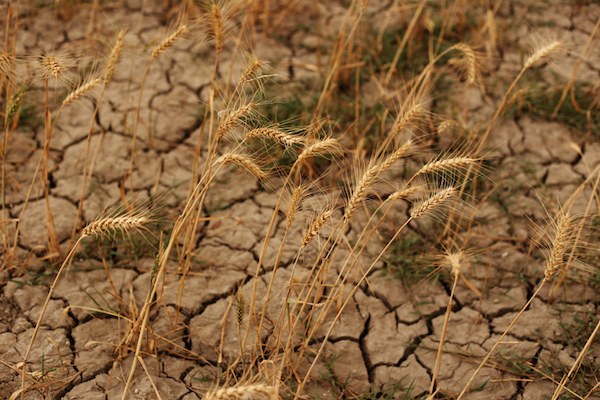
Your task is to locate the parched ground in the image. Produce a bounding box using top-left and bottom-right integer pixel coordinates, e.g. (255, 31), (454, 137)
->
(1, 1), (600, 400)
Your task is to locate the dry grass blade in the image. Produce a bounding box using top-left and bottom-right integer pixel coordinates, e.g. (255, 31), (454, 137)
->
(151, 25), (188, 62)
(104, 30), (126, 84)
(301, 208), (334, 248)
(246, 127), (304, 147)
(81, 216), (149, 239)
(205, 384), (275, 400)
(214, 152), (266, 180)
(524, 40), (561, 69)
(63, 77), (102, 106)
(410, 187), (457, 219)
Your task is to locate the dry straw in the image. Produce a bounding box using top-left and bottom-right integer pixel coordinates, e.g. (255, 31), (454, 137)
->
(410, 187), (457, 219)
(205, 384), (275, 400)
(151, 25), (188, 62)
(245, 128), (304, 147)
(214, 153), (266, 180)
(301, 208), (334, 248)
(63, 77), (102, 106)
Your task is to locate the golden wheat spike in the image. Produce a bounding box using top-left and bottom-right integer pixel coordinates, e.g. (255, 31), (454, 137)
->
(81, 216), (148, 239)
(410, 187), (457, 219)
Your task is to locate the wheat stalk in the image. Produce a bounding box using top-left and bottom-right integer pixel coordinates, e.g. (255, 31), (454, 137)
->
(63, 77), (102, 106)
(301, 208), (334, 248)
(214, 152), (266, 180)
(410, 187), (457, 219)
(245, 128), (304, 147)
(151, 25), (188, 62)
(524, 40), (561, 70)
(205, 384), (275, 400)
(104, 30), (126, 84)
(81, 216), (148, 239)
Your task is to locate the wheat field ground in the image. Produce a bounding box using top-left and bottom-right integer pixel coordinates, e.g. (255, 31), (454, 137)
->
(1, 1), (600, 400)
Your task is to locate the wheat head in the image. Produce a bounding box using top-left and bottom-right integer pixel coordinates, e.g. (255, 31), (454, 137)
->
(410, 187), (457, 219)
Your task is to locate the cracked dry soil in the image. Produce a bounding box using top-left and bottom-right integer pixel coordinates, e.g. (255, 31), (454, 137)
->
(1, 1), (600, 400)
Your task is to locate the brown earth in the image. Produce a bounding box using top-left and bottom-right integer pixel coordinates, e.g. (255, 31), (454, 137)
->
(1, 1), (600, 400)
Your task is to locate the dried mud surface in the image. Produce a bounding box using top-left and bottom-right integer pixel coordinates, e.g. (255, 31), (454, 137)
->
(1, 1), (600, 400)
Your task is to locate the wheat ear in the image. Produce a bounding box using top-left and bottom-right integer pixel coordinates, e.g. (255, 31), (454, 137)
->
(296, 138), (341, 163)
(151, 25), (188, 62)
(417, 156), (476, 176)
(41, 56), (62, 79)
(544, 212), (573, 282)
(390, 102), (423, 136)
(104, 30), (126, 84)
(301, 209), (335, 248)
(205, 384), (275, 400)
(410, 187), (457, 219)
(388, 184), (423, 202)
(211, 4), (224, 54)
(378, 138), (413, 174)
(245, 127), (304, 147)
(344, 164), (379, 222)
(286, 186), (303, 229)
(216, 102), (256, 141)
(524, 40), (561, 69)
(63, 77), (102, 106)
(213, 152), (266, 180)
(454, 43), (479, 85)
(240, 58), (262, 84)
(81, 216), (148, 239)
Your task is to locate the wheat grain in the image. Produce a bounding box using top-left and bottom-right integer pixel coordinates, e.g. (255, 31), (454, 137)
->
(81, 216), (148, 239)
(301, 208), (334, 248)
(410, 187), (457, 219)
(104, 30), (126, 84)
(417, 156), (476, 176)
(544, 212), (573, 282)
(245, 128), (304, 147)
(151, 25), (187, 62)
(524, 40), (561, 70)
(63, 77), (102, 106)
(216, 102), (256, 141)
(205, 384), (275, 400)
(214, 152), (266, 180)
